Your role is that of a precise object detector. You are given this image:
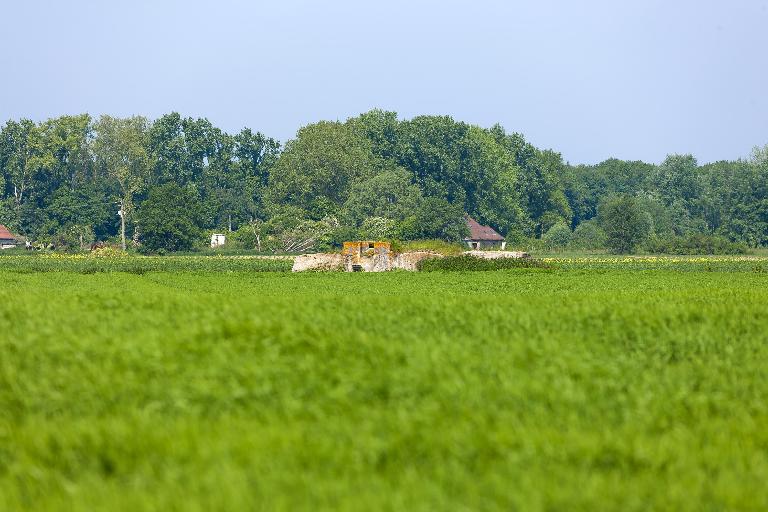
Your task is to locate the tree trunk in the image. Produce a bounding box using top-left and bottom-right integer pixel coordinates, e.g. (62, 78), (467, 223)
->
(251, 221), (261, 252)
(120, 199), (126, 251)
(14, 186), (23, 219)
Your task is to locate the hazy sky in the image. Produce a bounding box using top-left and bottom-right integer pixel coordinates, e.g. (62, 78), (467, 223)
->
(1, 0), (766, 164)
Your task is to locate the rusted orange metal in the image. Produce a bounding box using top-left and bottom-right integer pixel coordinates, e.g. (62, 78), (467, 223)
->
(342, 241), (391, 266)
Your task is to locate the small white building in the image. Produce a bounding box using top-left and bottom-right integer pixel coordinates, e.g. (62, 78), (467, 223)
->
(210, 233), (226, 248)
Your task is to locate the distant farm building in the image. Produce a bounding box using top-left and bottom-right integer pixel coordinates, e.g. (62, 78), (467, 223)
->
(0, 225), (17, 250)
(464, 216), (506, 250)
(210, 233), (226, 248)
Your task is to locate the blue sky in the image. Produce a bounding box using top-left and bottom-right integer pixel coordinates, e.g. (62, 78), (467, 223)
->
(1, 0), (766, 164)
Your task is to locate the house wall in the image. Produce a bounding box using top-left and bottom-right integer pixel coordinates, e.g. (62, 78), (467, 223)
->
(210, 234), (226, 248)
(465, 240), (505, 250)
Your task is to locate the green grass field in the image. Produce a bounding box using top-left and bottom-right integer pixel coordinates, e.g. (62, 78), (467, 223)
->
(2, 257), (768, 511)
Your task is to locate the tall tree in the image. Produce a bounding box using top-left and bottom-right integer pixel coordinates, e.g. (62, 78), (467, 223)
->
(92, 116), (151, 250)
(0, 119), (41, 228)
(492, 127), (571, 237)
(137, 183), (203, 252)
(266, 121), (383, 219)
(341, 168), (423, 227)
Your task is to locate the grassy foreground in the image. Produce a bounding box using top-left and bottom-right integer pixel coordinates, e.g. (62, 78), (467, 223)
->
(1, 262), (768, 510)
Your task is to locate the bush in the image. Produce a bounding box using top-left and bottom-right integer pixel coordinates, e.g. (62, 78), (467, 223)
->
(417, 255), (549, 271)
(52, 224), (95, 252)
(543, 222), (572, 251)
(644, 233), (748, 255)
(504, 237), (546, 253)
(327, 225), (361, 249)
(394, 216), (419, 241)
(228, 222), (266, 251)
(393, 239), (467, 256)
(254, 211), (345, 253)
(570, 221), (607, 250)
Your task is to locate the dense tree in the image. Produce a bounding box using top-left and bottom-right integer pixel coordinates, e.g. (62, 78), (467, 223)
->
(92, 116), (151, 249)
(136, 183), (203, 252)
(0, 119), (42, 226)
(341, 168), (423, 227)
(349, 114), (529, 238)
(396, 115), (469, 204)
(265, 121), (383, 219)
(598, 196), (651, 254)
(492, 127), (570, 236)
(346, 109), (402, 162)
(413, 197), (468, 241)
(655, 154), (700, 208)
(229, 128), (280, 225)
(565, 158), (654, 225)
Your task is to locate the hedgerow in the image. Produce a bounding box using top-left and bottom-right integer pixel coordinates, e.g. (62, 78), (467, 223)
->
(0, 254), (293, 273)
(417, 255), (549, 271)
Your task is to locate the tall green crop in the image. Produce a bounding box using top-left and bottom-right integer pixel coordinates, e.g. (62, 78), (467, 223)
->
(1, 262), (767, 511)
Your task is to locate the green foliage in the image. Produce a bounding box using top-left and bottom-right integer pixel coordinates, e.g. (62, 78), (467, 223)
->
(493, 127), (571, 237)
(644, 233), (748, 255)
(544, 255), (767, 272)
(228, 222), (263, 251)
(3, 266), (768, 510)
(504, 236), (547, 253)
(341, 168), (423, 226)
(565, 158), (655, 224)
(137, 183), (203, 253)
(413, 196), (468, 241)
(418, 255), (548, 271)
(2, 111), (768, 253)
(52, 224), (95, 252)
(391, 239), (467, 255)
(0, 197), (19, 230)
(569, 220), (606, 250)
(655, 154), (700, 208)
(265, 121), (383, 219)
(0, 254), (292, 273)
(542, 221), (572, 250)
(256, 212), (340, 253)
(92, 115), (150, 248)
(599, 196), (651, 254)
(358, 216), (397, 240)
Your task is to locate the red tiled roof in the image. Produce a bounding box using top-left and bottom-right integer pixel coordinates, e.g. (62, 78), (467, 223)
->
(465, 216), (504, 241)
(0, 225), (16, 240)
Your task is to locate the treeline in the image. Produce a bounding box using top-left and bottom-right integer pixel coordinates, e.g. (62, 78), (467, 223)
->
(1, 110), (766, 252)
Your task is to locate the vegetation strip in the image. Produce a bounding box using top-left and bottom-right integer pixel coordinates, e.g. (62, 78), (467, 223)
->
(1, 113), (766, 255)
(1, 265), (767, 510)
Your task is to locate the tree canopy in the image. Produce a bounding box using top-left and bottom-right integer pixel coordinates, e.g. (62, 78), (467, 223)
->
(1, 110), (766, 252)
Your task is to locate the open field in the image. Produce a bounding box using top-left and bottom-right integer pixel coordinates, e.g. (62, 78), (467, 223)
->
(2, 258), (768, 510)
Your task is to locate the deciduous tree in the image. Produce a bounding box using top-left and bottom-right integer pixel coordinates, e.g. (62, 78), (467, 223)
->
(92, 116), (151, 249)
